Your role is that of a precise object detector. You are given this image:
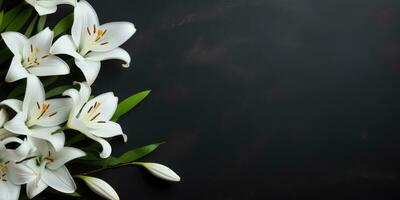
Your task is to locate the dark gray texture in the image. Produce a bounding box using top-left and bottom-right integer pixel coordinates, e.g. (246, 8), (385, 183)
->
(52, 0), (400, 199)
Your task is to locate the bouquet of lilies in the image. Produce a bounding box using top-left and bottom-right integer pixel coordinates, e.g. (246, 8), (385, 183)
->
(0, 1), (180, 199)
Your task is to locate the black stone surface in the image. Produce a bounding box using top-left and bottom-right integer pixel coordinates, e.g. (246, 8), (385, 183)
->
(4, 0), (400, 199)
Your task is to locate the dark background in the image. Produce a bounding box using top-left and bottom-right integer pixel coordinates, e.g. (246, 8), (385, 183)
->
(9, 0), (400, 199)
(92, 0), (400, 199)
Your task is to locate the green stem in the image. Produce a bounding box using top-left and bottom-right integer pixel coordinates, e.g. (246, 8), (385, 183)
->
(77, 162), (143, 176)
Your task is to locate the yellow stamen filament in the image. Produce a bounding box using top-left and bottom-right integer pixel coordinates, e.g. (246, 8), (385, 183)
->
(0, 161), (9, 182)
(85, 101), (102, 122)
(37, 103), (50, 119)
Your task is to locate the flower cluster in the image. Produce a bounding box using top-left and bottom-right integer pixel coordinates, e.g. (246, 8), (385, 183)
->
(0, 1), (180, 200)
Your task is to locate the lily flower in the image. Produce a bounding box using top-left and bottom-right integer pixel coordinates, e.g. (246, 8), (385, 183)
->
(63, 82), (127, 158)
(1, 27), (70, 83)
(8, 139), (85, 199)
(0, 109), (14, 140)
(51, 0), (136, 85)
(133, 162), (181, 182)
(1, 75), (72, 151)
(77, 176), (119, 200)
(26, 0), (77, 16)
(0, 137), (31, 200)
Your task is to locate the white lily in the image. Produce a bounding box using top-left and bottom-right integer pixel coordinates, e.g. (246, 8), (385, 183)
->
(0, 137), (31, 200)
(1, 27), (70, 83)
(8, 139), (85, 199)
(1, 75), (72, 151)
(51, 0), (136, 85)
(0, 109), (14, 140)
(133, 162), (181, 182)
(77, 176), (119, 200)
(63, 82), (127, 158)
(26, 0), (77, 16)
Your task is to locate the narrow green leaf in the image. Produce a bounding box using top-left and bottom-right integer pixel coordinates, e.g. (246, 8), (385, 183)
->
(0, 3), (23, 31)
(42, 76), (59, 87)
(46, 85), (72, 98)
(112, 90), (151, 121)
(65, 134), (86, 146)
(0, 11), (4, 29)
(24, 15), (38, 37)
(6, 7), (33, 31)
(118, 142), (163, 163)
(53, 12), (73, 37)
(83, 156), (121, 167)
(8, 81), (26, 98)
(36, 15), (46, 32)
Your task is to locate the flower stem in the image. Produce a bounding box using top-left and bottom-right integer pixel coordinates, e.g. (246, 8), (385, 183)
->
(78, 162), (138, 176)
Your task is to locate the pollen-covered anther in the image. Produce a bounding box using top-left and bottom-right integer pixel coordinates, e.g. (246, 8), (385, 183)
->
(37, 103), (50, 119)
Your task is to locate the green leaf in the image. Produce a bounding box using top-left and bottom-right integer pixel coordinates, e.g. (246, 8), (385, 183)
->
(24, 15), (38, 37)
(36, 15), (46, 32)
(46, 85), (72, 98)
(119, 142), (163, 163)
(0, 11), (4, 29)
(8, 81), (26, 98)
(78, 151), (121, 167)
(0, 3), (23, 31)
(42, 76), (59, 87)
(68, 192), (81, 197)
(87, 156), (121, 167)
(65, 134), (86, 146)
(6, 7), (33, 31)
(112, 90), (151, 121)
(53, 12), (73, 37)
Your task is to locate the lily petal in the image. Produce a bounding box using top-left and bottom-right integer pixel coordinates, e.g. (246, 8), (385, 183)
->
(33, 4), (57, 16)
(0, 129), (15, 140)
(0, 108), (8, 127)
(90, 121), (126, 142)
(75, 59), (100, 85)
(0, 181), (20, 200)
(50, 35), (83, 60)
(80, 92), (118, 122)
(72, 0), (99, 47)
(47, 147), (86, 170)
(86, 48), (131, 68)
(1, 32), (27, 56)
(7, 161), (37, 185)
(4, 112), (29, 136)
(26, 56), (70, 77)
(26, 178), (48, 199)
(36, 0), (77, 7)
(42, 166), (76, 194)
(91, 22), (136, 52)
(29, 128), (65, 152)
(78, 176), (119, 200)
(23, 75), (45, 116)
(0, 99), (23, 113)
(23, 27), (53, 58)
(5, 56), (29, 83)
(32, 98), (72, 127)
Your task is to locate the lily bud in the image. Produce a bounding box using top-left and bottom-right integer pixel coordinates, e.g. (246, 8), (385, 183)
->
(134, 162), (181, 182)
(77, 176), (119, 200)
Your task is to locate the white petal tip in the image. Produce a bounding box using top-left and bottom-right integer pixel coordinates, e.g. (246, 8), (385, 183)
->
(122, 63), (130, 68)
(122, 134), (128, 143)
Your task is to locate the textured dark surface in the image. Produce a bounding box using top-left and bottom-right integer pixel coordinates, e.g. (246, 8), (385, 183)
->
(27, 0), (400, 199)
(89, 0), (400, 199)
